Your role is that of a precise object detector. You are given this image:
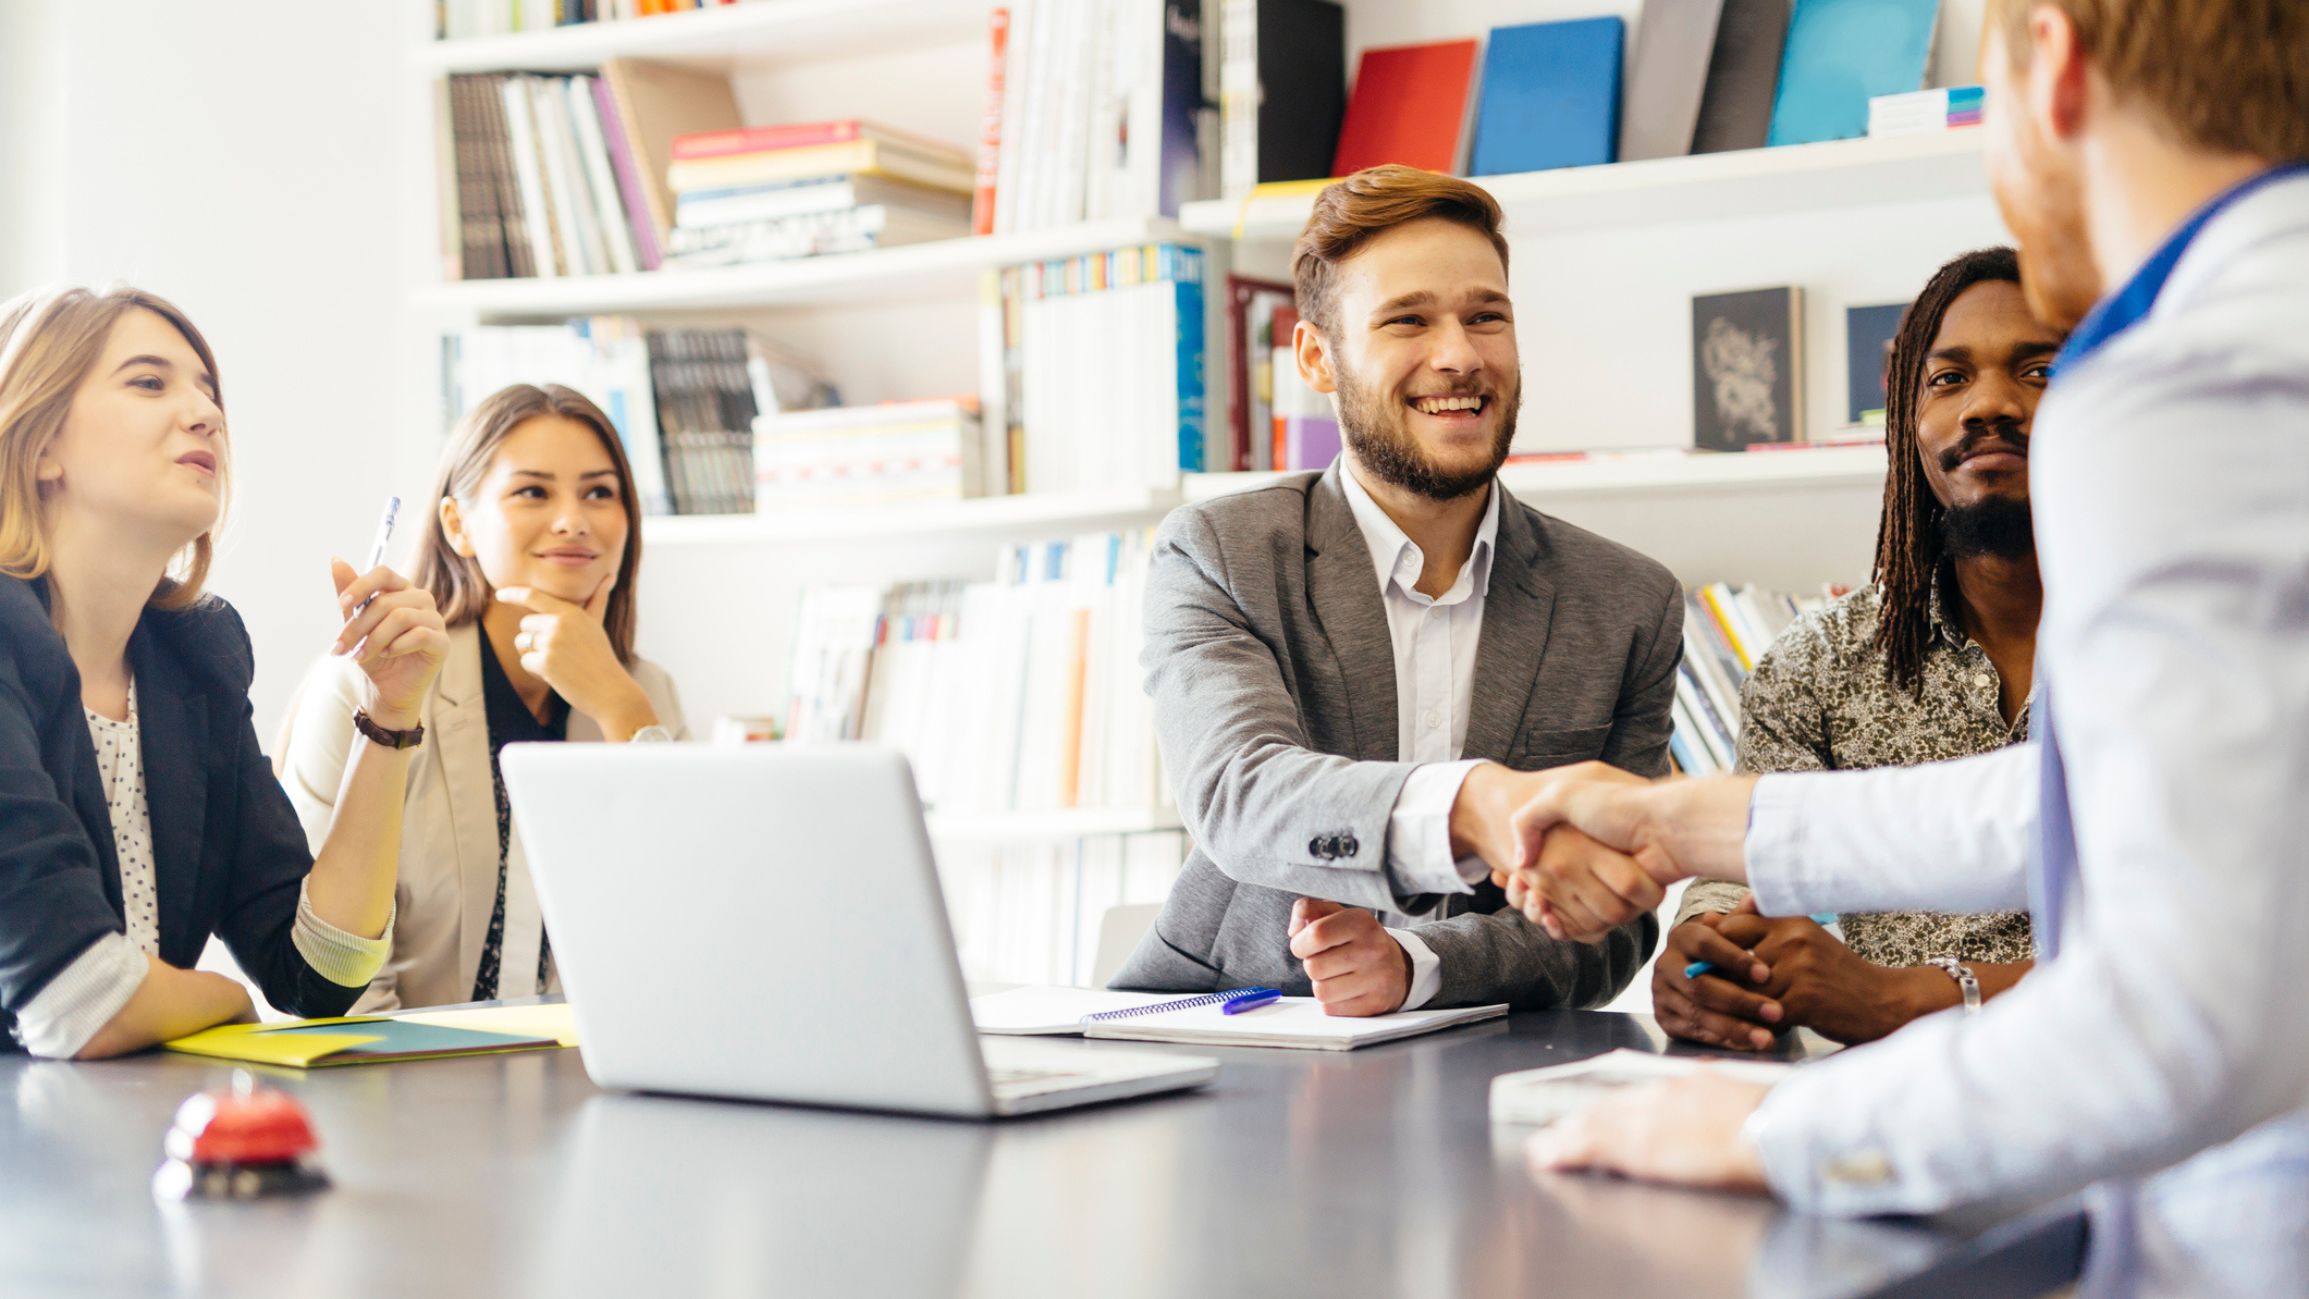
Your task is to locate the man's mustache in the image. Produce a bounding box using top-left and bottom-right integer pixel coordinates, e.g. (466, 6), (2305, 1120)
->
(1940, 420), (2029, 471)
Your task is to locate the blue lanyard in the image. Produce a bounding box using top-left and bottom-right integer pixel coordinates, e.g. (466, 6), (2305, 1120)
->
(2052, 161), (2309, 375)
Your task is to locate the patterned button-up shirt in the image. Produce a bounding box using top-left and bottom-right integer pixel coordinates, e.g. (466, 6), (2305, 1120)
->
(1679, 579), (2035, 966)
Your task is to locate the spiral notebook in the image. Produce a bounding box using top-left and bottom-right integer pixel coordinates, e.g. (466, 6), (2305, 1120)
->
(971, 986), (1506, 1049)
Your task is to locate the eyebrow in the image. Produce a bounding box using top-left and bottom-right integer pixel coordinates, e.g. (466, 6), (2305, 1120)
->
(1926, 339), (2063, 364)
(508, 469), (620, 480)
(1371, 288), (1512, 316)
(112, 354), (218, 396)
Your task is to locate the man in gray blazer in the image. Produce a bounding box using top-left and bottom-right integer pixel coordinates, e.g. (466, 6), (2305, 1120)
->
(1110, 165), (1681, 1013)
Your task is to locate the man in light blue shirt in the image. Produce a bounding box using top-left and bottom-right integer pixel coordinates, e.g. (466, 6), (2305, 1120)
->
(1498, 2), (2309, 1295)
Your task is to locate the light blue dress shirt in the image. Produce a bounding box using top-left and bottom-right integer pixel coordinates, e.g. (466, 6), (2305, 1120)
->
(1738, 168), (2309, 1299)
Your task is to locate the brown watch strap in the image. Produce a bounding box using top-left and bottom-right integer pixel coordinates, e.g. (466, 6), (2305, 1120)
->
(352, 709), (425, 750)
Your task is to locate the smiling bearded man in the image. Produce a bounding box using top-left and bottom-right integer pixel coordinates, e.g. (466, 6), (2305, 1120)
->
(1108, 164), (1684, 1017)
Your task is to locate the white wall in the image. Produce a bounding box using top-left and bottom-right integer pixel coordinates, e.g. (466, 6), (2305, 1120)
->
(4, 0), (419, 736)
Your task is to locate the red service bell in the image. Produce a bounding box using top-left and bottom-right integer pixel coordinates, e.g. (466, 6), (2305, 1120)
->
(153, 1074), (330, 1201)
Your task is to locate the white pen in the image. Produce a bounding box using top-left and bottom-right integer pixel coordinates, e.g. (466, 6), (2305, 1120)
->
(364, 495), (402, 573)
(353, 495), (402, 617)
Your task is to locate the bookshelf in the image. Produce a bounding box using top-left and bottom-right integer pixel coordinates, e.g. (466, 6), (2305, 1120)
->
(406, 0), (1997, 990)
(1180, 131), (1989, 241)
(414, 218), (1189, 317)
(411, 0), (990, 75)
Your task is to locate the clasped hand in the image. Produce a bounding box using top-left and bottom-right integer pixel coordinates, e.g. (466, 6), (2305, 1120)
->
(1485, 762), (1685, 944)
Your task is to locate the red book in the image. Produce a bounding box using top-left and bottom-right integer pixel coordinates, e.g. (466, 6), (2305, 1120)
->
(971, 9), (1009, 236)
(1331, 40), (1480, 176)
(670, 119), (958, 162)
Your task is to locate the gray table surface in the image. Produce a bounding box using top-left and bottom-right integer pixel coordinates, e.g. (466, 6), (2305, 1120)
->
(0, 1007), (2080, 1299)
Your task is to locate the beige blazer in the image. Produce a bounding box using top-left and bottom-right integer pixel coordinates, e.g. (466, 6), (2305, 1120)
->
(277, 622), (688, 1011)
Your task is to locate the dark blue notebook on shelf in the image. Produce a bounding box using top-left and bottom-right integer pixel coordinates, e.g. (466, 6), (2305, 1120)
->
(1767, 0), (1941, 146)
(1470, 17), (1626, 176)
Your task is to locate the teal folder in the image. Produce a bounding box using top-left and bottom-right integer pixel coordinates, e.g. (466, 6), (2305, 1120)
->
(1766, 0), (1940, 146)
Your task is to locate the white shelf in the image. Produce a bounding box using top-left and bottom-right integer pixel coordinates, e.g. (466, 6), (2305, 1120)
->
(925, 806), (1184, 846)
(412, 0), (989, 75)
(1179, 132), (1987, 242)
(1185, 445), (1888, 504)
(411, 219), (1192, 318)
(642, 448), (1887, 546)
(643, 487), (1183, 546)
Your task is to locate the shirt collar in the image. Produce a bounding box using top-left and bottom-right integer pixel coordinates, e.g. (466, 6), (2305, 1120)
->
(1925, 567), (1966, 648)
(1338, 464), (1501, 605)
(2053, 160), (2309, 375)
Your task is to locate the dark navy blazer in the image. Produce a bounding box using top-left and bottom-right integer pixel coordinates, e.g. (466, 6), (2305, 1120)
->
(0, 574), (363, 1050)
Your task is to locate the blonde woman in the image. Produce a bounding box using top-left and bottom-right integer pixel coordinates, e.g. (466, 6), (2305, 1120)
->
(281, 384), (687, 1011)
(0, 285), (446, 1059)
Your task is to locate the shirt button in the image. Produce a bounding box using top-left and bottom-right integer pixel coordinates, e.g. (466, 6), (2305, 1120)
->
(1973, 673), (1993, 689)
(1308, 837), (1328, 858)
(1423, 709), (1442, 730)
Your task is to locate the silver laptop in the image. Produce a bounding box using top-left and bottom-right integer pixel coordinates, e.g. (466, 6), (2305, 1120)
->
(498, 743), (1217, 1118)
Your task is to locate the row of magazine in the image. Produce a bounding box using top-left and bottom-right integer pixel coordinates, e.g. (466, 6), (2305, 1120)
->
(784, 531), (1170, 817)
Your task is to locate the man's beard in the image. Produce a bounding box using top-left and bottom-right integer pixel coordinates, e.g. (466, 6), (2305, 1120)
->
(1990, 109), (2100, 330)
(1941, 495), (2035, 560)
(1334, 366), (1518, 502)
(1935, 419), (2035, 559)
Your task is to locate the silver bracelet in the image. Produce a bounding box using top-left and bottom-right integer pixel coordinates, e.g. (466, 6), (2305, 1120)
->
(1925, 955), (1983, 1015)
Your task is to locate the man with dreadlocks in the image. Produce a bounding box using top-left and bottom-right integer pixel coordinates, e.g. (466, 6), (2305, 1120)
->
(1652, 247), (2066, 1053)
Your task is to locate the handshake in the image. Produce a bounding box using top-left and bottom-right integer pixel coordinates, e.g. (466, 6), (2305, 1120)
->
(1458, 762), (1760, 943)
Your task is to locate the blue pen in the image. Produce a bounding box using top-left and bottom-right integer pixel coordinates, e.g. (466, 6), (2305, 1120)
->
(1684, 914), (1838, 981)
(1220, 988), (1283, 1015)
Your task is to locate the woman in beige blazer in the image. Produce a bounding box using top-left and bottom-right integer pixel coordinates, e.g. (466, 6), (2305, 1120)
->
(280, 384), (688, 1011)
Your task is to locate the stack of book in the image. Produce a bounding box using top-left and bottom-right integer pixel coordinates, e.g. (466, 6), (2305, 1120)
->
(661, 120), (975, 268)
(440, 320), (837, 516)
(440, 71), (662, 280)
(435, 0), (743, 38)
(974, 1), (1209, 234)
(978, 244), (1208, 495)
(1868, 86), (1985, 137)
(1670, 581), (1832, 776)
(751, 398), (998, 512)
(783, 532), (1170, 817)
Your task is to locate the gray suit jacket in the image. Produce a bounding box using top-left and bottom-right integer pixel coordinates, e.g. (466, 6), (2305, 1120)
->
(1109, 465), (1679, 1008)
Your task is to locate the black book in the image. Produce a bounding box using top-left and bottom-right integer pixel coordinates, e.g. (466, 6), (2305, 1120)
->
(1691, 286), (1804, 451)
(1247, 0), (1346, 185)
(1691, 0), (1792, 155)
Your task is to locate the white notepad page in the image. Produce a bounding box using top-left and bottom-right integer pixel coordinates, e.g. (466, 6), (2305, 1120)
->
(1081, 998), (1509, 1051)
(1488, 1048), (1795, 1126)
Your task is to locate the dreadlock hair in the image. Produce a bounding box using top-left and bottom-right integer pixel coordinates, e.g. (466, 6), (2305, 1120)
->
(1871, 246), (2024, 694)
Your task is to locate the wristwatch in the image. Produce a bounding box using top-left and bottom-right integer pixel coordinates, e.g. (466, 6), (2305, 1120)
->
(352, 709), (425, 751)
(1926, 955), (1983, 1015)
(628, 725), (673, 743)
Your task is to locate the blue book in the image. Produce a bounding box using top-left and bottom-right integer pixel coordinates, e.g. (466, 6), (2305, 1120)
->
(1767, 0), (1941, 146)
(1162, 244), (1209, 473)
(1470, 17), (1626, 176)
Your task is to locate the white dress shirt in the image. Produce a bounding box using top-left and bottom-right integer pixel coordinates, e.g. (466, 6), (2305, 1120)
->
(1337, 465), (1500, 1010)
(1737, 172), (2309, 1297)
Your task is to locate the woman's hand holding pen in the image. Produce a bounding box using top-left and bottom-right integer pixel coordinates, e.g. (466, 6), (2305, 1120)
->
(331, 559), (449, 728)
(495, 580), (659, 741)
